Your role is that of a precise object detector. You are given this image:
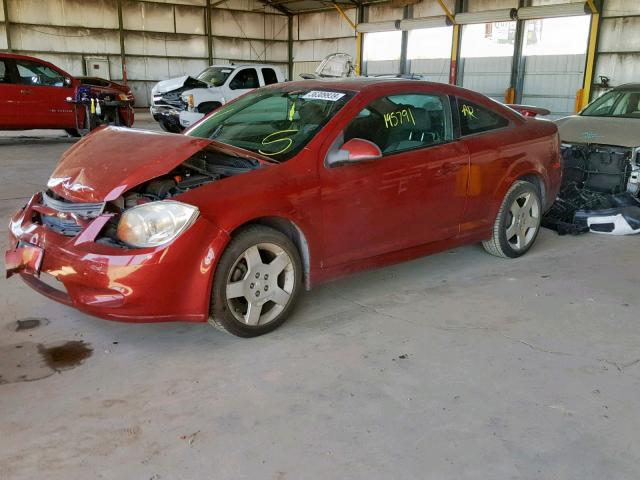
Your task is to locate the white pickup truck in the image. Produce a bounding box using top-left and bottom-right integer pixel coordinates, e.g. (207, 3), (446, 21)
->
(178, 64), (286, 129)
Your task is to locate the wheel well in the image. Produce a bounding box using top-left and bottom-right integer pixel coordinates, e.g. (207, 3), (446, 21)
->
(231, 217), (311, 290)
(518, 173), (547, 209)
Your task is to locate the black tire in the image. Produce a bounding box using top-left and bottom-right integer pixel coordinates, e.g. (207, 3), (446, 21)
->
(159, 120), (182, 133)
(482, 180), (542, 258)
(210, 225), (302, 337)
(65, 128), (81, 137)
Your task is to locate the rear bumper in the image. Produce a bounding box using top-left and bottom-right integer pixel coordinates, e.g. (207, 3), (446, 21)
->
(6, 194), (230, 323)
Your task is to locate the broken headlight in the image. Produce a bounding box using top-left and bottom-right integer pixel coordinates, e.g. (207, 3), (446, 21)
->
(116, 201), (199, 248)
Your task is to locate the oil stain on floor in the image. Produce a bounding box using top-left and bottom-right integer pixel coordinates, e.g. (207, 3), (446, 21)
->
(0, 341), (92, 385)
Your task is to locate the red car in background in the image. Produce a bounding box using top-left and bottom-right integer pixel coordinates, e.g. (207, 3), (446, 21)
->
(6, 79), (561, 337)
(77, 76), (135, 106)
(0, 53), (134, 136)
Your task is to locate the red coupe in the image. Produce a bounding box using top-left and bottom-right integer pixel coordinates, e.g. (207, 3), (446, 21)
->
(6, 79), (562, 337)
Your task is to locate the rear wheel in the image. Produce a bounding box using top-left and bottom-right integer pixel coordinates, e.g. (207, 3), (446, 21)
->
(210, 225), (302, 337)
(482, 180), (542, 258)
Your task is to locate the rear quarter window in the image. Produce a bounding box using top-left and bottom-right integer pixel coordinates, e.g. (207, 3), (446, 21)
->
(262, 68), (278, 85)
(458, 99), (509, 136)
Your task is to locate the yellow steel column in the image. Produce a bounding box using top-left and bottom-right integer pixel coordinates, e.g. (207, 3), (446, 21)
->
(449, 24), (460, 84)
(580, 3), (600, 111)
(356, 32), (362, 75)
(434, 0), (458, 85)
(332, 3), (360, 74)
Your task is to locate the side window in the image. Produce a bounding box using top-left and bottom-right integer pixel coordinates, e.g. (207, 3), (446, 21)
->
(16, 60), (66, 87)
(0, 60), (11, 83)
(458, 99), (509, 136)
(343, 93), (453, 155)
(262, 68), (278, 85)
(229, 68), (259, 90)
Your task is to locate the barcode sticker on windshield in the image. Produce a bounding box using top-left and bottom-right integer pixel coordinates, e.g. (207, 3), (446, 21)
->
(302, 91), (345, 101)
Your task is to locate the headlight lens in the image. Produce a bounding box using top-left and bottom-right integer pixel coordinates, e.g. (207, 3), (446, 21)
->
(116, 201), (199, 248)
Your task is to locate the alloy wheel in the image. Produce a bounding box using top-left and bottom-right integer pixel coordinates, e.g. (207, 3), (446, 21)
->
(505, 192), (540, 251)
(225, 243), (295, 326)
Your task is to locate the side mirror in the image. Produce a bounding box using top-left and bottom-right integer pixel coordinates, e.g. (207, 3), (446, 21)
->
(64, 77), (72, 87)
(326, 138), (382, 168)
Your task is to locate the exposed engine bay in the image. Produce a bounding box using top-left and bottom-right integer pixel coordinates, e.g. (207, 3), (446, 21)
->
(543, 143), (640, 235)
(38, 147), (261, 246)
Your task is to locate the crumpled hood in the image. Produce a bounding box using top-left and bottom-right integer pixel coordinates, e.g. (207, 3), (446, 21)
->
(48, 127), (212, 203)
(152, 76), (208, 95)
(152, 76), (188, 94)
(556, 115), (640, 148)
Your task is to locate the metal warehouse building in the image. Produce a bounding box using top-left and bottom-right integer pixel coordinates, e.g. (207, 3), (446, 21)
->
(1, 1), (639, 479)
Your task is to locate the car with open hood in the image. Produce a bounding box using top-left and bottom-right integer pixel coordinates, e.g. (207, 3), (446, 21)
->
(6, 78), (562, 337)
(151, 64), (284, 133)
(545, 84), (640, 235)
(0, 53), (134, 136)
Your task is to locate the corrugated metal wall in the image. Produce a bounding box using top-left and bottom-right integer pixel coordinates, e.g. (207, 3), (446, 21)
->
(594, 0), (640, 98)
(291, 9), (357, 80)
(1, 0), (639, 110)
(0, 0), (289, 106)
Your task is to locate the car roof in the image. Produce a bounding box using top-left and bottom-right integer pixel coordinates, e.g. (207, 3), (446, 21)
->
(613, 83), (640, 91)
(276, 77), (524, 123)
(0, 52), (53, 62)
(282, 77), (485, 97)
(208, 64), (280, 69)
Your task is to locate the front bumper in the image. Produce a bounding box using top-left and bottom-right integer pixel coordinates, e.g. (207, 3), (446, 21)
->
(179, 110), (205, 128)
(6, 193), (229, 323)
(150, 105), (183, 130)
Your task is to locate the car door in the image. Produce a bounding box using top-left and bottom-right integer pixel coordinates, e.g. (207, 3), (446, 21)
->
(226, 67), (260, 102)
(0, 58), (26, 128)
(319, 93), (470, 268)
(14, 58), (75, 128)
(453, 97), (515, 232)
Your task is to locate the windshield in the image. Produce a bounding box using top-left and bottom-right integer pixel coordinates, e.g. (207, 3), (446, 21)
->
(581, 89), (640, 118)
(196, 67), (234, 87)
(186, 87), (353, 161)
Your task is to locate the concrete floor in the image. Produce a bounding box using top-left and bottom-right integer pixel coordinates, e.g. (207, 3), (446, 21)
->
(1, 112), (639, 479)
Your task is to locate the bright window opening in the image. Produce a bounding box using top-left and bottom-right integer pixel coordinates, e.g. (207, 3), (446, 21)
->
(363, 31), (402, 61)
(407, 27), (453, 60)
(460, 21), (517, 58)
(523, 16), (591, 56)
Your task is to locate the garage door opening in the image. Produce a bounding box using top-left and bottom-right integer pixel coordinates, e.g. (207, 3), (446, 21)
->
(520, 15), (591, 119)
(459, 21), (517, 101)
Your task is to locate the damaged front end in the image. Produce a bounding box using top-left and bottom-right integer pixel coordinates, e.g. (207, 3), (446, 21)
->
(4, 127), (264, 321)
(543, 143), (640, 235)
(94, 149), (260, 248)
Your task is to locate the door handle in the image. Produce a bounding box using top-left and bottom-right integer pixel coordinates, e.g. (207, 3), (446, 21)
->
(20, 89), (33, 95)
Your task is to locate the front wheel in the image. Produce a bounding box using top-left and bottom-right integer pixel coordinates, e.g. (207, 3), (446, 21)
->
(159, 120), (182, 133)
(210, 225), (302, 337)
(65, 128), (81, 137)
(482, 180), (542, 258)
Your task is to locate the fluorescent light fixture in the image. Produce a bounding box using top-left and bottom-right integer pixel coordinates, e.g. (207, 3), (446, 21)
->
(517, 2), (590, 20)
(356, 20), (400, 33)
(455, 8), (517, 25)
(400, 15), (451, 31)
